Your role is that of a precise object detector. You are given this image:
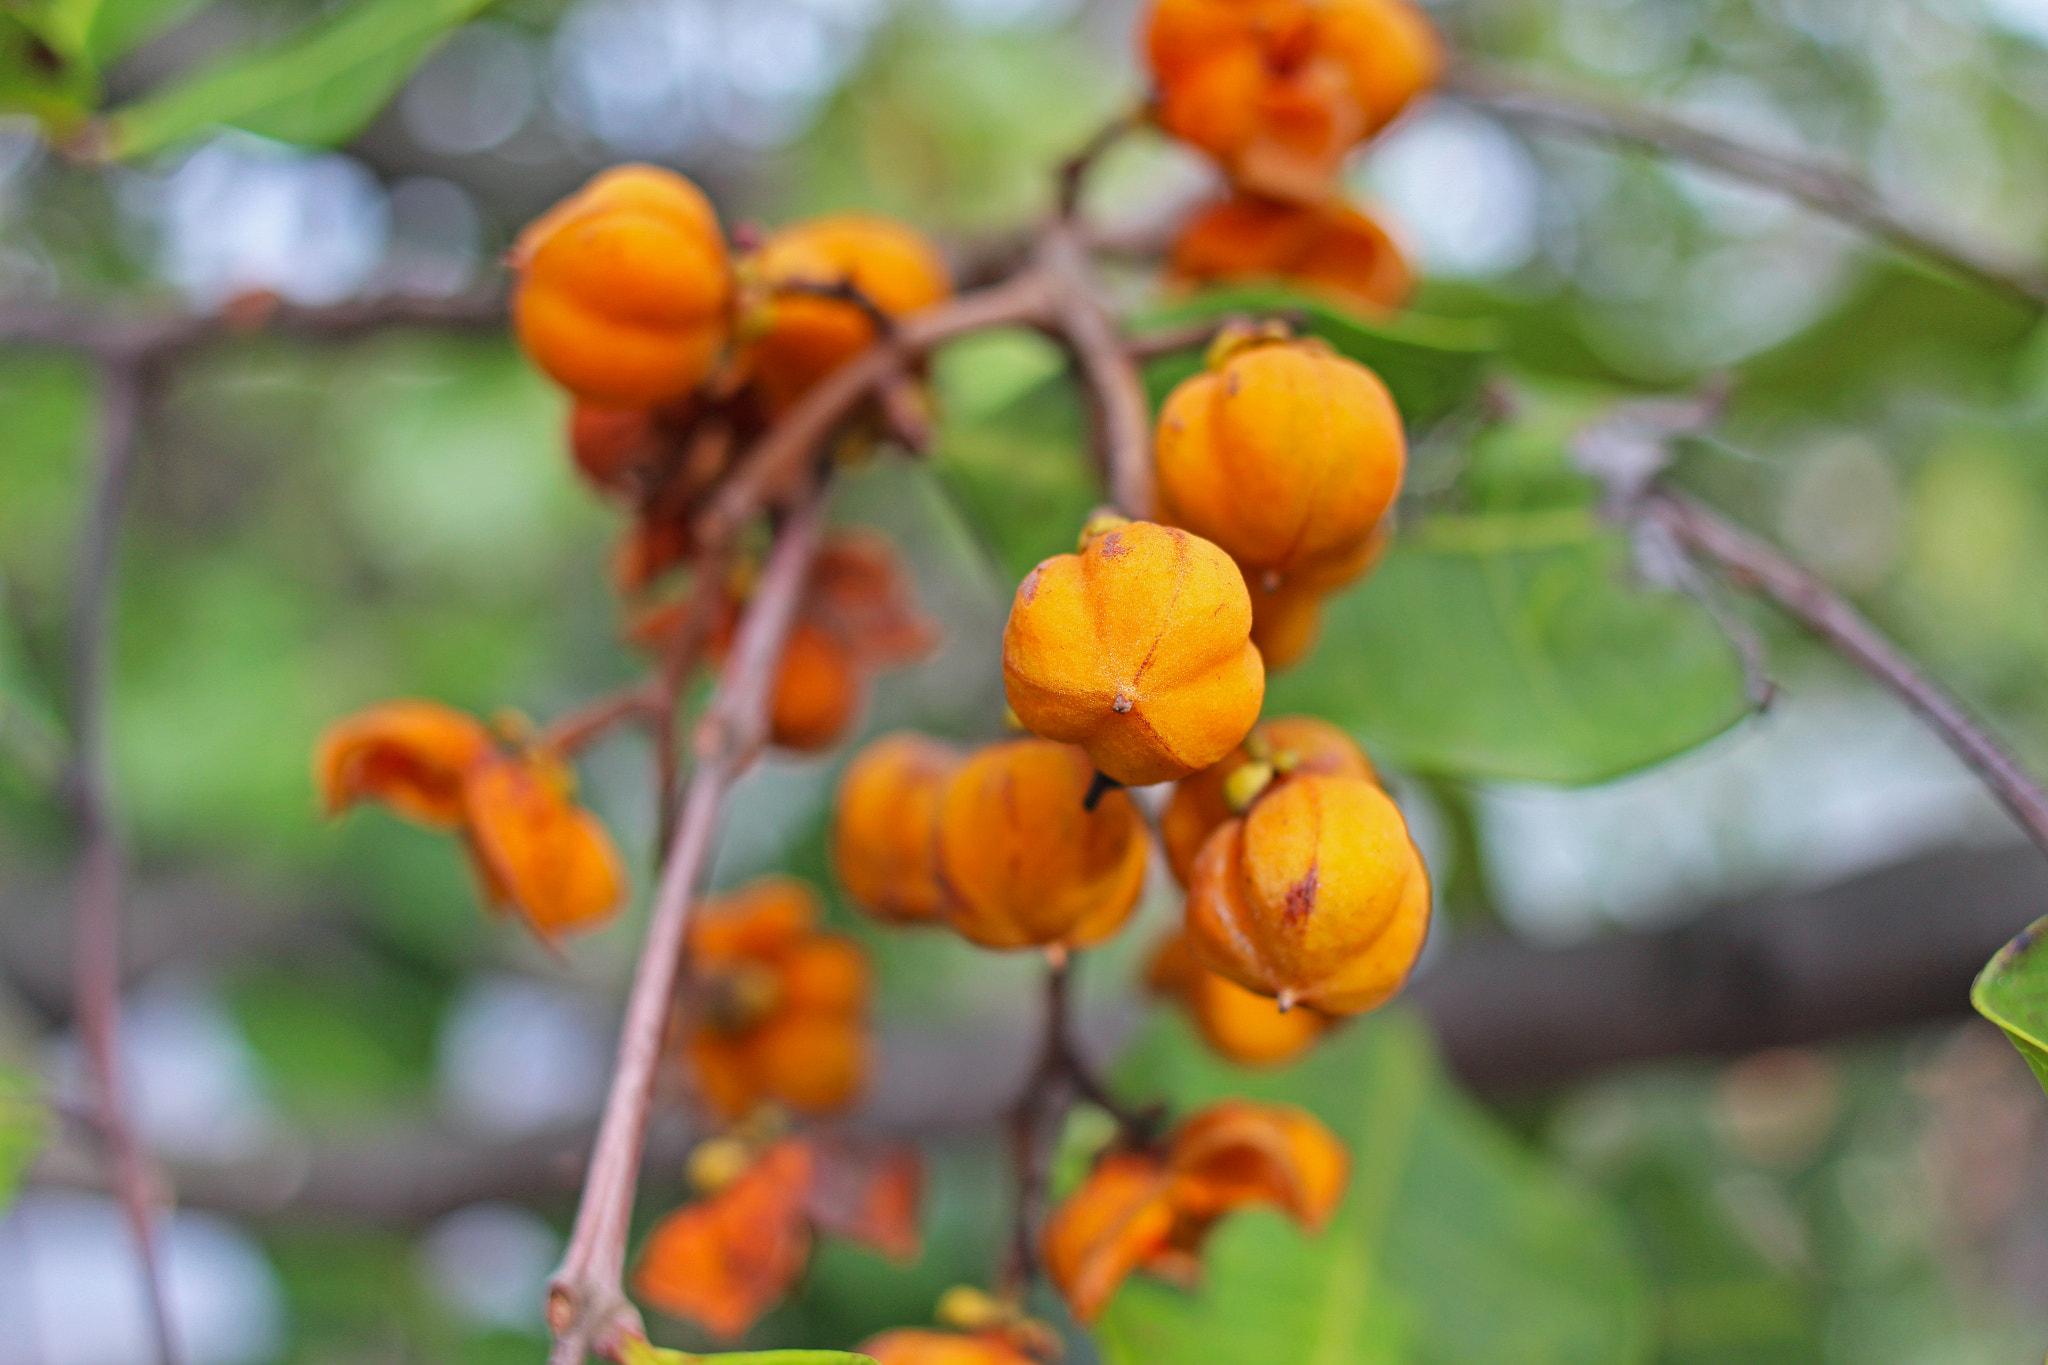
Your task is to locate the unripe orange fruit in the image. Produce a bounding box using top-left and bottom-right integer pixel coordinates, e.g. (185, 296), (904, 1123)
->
(1003, 520), (1264, 787)
(513, 165), (732, 407)
(1168, 192), (1411, 316)
(768, 622), (864, 753)
(1160, 715), (1375, 884)
(937, 739), (1147, 950)
(1144, 0), (1441, 198)
(1185, 773), (1428, 1014)
(1148, 933), (1330, 1065)
(741, 214), (952, 415)
(1156, 334), (1404, 589)
(833, 733), (960, 925)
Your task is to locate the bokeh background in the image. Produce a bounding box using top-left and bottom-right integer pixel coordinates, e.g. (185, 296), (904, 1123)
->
(7, 0), (2048, 1361)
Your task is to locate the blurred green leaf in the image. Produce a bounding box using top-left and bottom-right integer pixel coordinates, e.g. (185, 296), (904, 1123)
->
(1972, 915), (2048, 1095)
(40, 0), (208, 66)
(101, 0), (495, 158)
(0, 1067), (48, 1215)
(0, 11), (96, 133)
(1135, 287), (1499, 428)
(933, 362), (1098, 585)
(1098, 1014), (1654, 1365)
(1269, 512), (1752, 784)
(622, 1342), (876, 1365)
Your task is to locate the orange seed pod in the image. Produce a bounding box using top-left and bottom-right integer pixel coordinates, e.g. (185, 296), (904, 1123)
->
(513, 165), (732, 407)
(1168, 191), (1412, 316)
(859, 1330), (1040, 1365)
(1002, 520), (1264, 787)
(936, 739), (1147, 951)
(1185, 773), (1429, 1014)
(833, 733), (961, 925)
(741, 214), (952, 415)
(767, 622), (865, 753)
(1156, 333), (1404, 589)
(1160, 714), (1375, 884)
(1147, 932), (1330, 1065)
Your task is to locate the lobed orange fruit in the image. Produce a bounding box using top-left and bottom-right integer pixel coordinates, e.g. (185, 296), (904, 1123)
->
(1156, 330), (1404, 591)
(1003, 519), (1264, 787)
(832, 732), (961, 926)
(1242, 519), (1390, 669)
(1159, 714), (1375, 884)
(740, 214), (952, 415)
(512, 165), (732, 407)
(936, 738), (1147, 950)
(1185, 773), (1428, 1014)
(858, 1331), (1039, 1365)
(1168, 191), (1412, 316)
(1147, 932), (1330, 1065)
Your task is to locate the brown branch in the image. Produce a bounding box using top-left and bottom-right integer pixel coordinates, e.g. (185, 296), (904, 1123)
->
(1445, 65), (2048, 312)
(700, 270), (1056, 546)
(1643, 489), (2048, 857)
(546, 482), (834, 1365)
(1036, 222), (1156, 518)
(0, 291), (505, 361)
(64, 356), (178, 1365)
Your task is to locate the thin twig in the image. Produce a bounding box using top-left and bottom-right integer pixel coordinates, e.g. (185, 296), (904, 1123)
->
(1645, 489), (2048, 855)
(540, 688), (658, 756)
(700, 269), (1056, 547)
(0, 291), (506, 361)
(1037, 221), (1156, 518)
(64, 356), (178, 1365)
(546, 482), (834, 1365)
(1445, 65), (2048, 312)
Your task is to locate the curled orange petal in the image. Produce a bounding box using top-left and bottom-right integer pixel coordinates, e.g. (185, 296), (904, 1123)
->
(315, 700), (494, 828)
(1040, 1150), (1178, 1323)
(462, 754), (625, 938)
(1167, 1099), (1348, 1230)
(634, 1140), (814, 1339)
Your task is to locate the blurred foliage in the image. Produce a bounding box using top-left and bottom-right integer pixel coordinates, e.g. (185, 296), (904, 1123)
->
(3, 0), (2048, 1360)
(0, 1067), (46, 1209)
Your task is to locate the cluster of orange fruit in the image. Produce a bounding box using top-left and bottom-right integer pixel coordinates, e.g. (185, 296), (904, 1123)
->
(314, 0), (1449, 1350)
(1152, 0), (1441, 316)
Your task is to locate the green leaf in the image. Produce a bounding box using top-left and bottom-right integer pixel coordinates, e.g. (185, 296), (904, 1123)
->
(1973, 915), (2048, 1095)
(1134, 287), (1499, 429)
(933, 332), (1100, 584)
(101, 0), (495, 159)
(0, 1067), (50, 1215)
(41, 0), (211, 66)
(0, 11), (97, 131)
(619, 1341), (877, 1365)
(1268, 511), (1752, 784)
(1097, 1014), (1654, 1365)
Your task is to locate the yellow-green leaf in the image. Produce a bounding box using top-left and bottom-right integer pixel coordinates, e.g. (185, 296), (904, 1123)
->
(1973, 915), (2048, 1096)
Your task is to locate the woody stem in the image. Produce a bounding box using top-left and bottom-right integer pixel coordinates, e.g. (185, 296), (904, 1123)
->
(546, 481), (833, 1365)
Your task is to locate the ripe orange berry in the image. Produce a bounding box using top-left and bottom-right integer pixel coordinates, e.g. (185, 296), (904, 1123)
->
(1003, 519), (1264, 787)
(1159, 714), (1375, 884)
(567, 401), (660, 497)
(1145, 0), (1442, 198)
(740, 214), (952, 415)
(513, 165), (732, 407)
(833, 733), (960, 926)
(1156, 331), (1404, 591)
(936, 738), (1147, 950)
(1168, 191), (1412, 316)
(767, 621), (864, 753)
(1185, 773), (1428, 1014)
(1147, 932), (1330, 1065)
